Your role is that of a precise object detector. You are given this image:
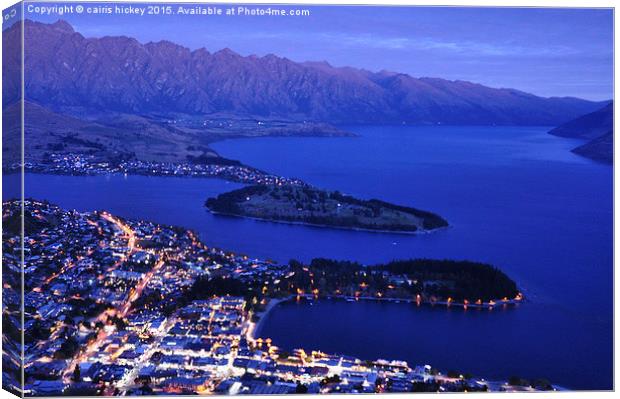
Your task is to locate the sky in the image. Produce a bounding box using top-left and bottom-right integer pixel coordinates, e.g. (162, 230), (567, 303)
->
(12, 2), (615, 100)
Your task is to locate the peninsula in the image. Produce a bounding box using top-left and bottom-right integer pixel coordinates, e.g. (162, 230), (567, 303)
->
(205, 185), (449, 233)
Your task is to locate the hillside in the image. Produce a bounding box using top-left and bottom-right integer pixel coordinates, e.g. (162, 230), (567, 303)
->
(572, 131), (613, 164)
(549, 102), (613, 139)
(2, 101), (221, 165)
(2, 101), (354, 168)
(548, 102), (613, 164)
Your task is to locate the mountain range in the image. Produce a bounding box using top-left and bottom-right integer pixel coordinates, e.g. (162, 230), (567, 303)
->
(3, 20), (608, 126)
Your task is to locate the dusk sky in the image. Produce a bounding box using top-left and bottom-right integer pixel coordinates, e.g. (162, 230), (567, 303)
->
(19, 3), (614, 100)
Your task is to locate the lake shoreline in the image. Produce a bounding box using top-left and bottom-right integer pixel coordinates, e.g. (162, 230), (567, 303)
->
(248, 296), (294, 340)
(207, 209), (450, 235)
(250, 293), (525, 341)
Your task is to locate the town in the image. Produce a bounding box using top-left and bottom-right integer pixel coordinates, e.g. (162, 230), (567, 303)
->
(3, 200), (548, 396)
(7, 153), (307, 187)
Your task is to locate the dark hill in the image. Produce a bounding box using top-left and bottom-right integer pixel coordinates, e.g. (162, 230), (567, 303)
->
(572, 131), (613, 164)
(549, 102), (613, 139)
(548, 102), (613, 164)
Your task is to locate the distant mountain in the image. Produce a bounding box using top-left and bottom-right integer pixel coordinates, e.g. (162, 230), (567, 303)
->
(3, 20), (607, 126)
(548, 102), (613, 164)
(549, 102), (613, 139)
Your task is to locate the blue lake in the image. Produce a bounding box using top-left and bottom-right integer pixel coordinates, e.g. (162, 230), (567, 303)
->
(3, 125), (613, 389)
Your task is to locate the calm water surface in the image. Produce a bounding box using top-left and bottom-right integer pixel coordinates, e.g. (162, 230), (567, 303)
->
(4, 126), (612, 389)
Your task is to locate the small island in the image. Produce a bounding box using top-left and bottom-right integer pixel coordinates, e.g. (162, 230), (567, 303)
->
(205, 185), (448, 233)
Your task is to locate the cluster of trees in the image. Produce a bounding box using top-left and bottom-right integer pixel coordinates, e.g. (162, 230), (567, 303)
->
(186, 152), (243, 166)
(4, 207), (54, 236)
(508, 376), (553, 391)
(285, 258), (518, 302)
(205, 185), (270, 214)
(189, 276), (252, 299)
(54, 335), (79, 359)
(329, 192), (448, 230)
(186, 257), (518, 305)
(375, 259), (519, 301)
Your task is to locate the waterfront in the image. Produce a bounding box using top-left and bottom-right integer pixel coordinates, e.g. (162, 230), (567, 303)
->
(258, 298), (585, 388)
(4, 125), (613, 389)
(3, 199), (519, 395)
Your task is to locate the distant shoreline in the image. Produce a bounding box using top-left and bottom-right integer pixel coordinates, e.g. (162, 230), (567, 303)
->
(207, 209), (450, 235)
(250, 294), (524, 340)
(6, 168), (254, 181)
